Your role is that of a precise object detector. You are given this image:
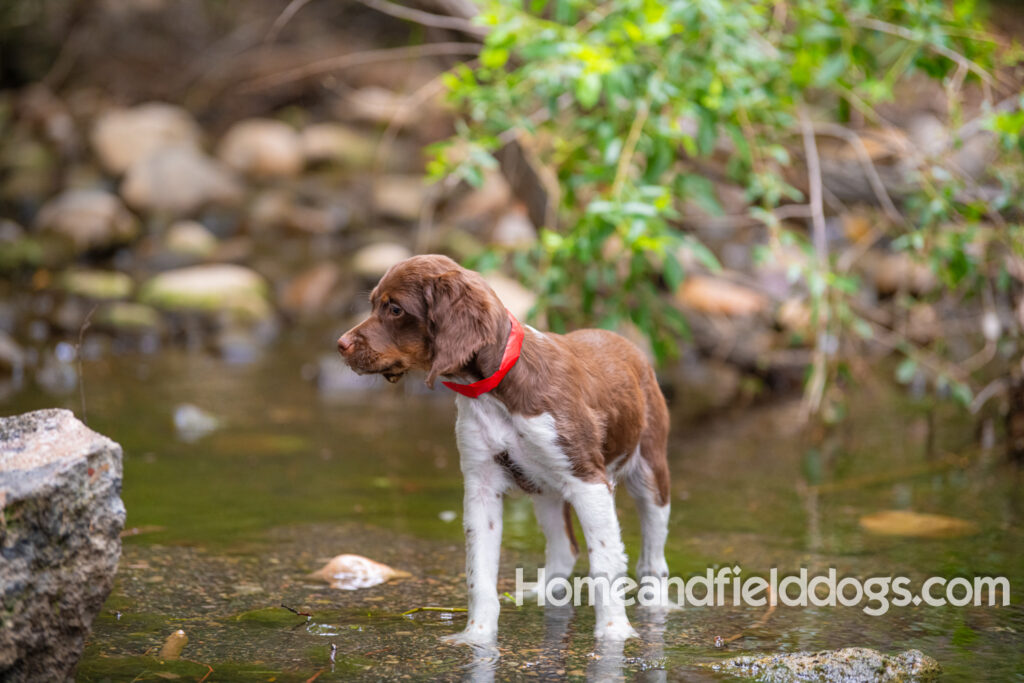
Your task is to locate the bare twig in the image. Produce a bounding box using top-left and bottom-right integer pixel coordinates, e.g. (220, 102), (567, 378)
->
(401, 606), (468, 615)
(237, 42), (482, 93)
(264, 0), (316, 44)
(75, 305), (98, 425)
(281, 603), (313, 617)
(799, 109), (829, 419)
(612, 102), (650, 197)
(854, 17), (1002, 93)
(812, 122), (906, 225)
(355, 0), (487, 37)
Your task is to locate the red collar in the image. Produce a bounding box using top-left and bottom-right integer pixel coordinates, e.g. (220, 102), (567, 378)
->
(443, 309), (524, 398)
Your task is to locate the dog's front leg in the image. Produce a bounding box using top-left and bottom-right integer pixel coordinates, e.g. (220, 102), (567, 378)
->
(442, 462), (505, 646)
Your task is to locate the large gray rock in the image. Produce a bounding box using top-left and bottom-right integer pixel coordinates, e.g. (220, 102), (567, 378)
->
(90, 102), (202, 175)
(0, 409), (125, 681)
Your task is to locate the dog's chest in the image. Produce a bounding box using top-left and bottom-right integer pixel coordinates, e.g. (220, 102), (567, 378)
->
(453, 394), (571, 491)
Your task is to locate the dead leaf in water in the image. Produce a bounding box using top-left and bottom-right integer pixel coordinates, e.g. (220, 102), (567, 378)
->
(159, 629), (188, 660)
(859, 510), (977, 538)
(310, 554), (411, 590)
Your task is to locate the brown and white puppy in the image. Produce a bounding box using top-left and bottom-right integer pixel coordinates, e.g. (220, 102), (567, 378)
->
(337, 254), (670, 645)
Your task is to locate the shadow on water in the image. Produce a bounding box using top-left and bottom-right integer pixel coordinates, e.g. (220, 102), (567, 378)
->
(3, 326), (1022, 680)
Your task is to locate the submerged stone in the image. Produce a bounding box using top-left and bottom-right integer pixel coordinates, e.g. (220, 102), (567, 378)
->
(710, 647), (940, 682)
(0, 409), (125, 680)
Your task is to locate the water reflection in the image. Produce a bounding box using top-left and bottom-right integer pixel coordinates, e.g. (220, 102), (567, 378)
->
(460, 606), (668, 682)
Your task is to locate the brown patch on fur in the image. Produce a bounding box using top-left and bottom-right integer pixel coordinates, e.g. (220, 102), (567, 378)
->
(494, 450), (541, 494)
(562, 501), (579, 557)
(337, 254), (670, 502)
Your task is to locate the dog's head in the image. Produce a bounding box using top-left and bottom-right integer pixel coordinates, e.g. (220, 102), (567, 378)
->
(337, 254), (506, 387)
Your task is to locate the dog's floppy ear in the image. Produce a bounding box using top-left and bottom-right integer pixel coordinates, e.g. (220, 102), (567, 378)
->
(424, 269), (496, 388)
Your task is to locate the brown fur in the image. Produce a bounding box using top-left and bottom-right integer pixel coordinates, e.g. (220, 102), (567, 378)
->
(338, 254), (670, 504)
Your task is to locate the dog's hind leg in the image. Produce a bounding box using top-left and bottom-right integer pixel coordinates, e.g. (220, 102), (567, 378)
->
(531, 492), (579, 588)
(623, 457), (670, 583)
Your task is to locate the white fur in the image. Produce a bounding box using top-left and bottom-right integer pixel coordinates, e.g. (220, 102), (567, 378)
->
(444, 393), (657, 644)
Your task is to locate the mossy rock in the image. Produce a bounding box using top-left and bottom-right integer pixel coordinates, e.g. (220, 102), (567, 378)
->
(61, 269), (134, 300)
(139, 264), (272, 322)
(96, 302), (163, 332)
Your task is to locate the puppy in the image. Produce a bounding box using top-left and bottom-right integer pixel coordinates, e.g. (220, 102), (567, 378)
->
(337, 254), (670, 644)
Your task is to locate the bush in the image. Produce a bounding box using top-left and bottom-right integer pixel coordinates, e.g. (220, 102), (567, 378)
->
(431, 0), (1023, 418)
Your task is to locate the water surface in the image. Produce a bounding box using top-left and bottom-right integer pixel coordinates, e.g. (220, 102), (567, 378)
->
(3, 328), (1022, 681)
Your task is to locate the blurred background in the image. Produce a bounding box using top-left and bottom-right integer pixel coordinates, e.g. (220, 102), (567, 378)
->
(1, 0), (1023, 680)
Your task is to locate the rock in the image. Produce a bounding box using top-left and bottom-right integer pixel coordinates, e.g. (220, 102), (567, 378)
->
(280, 262), (344, 317)
(95, 302), (162, 334)
(0, 409), (125, 680)
(90, 102), (202, 174)
(482, 272), (537, 321)
(60, 269), (133, 300)
(300, 123), (377, 168)
(0, 331), (25, 376)
(139, 264), (272, 321)
(217, 118), (304, 178)
(121, 146), (242, 216)
(158, 630), (188, 661)
(372, 175), (428, 222)
(859, 251), (938, 297)
(163, 220), (218, 259)
(352, 243), (413, 281)
(446, 170), (512, 225)
(710, 647), (940, 682)
(309, 554), (410, 590)
(35, 189), (138, 253)
(491, 204), (537, 248)
(859, 510), (977, 538)
(675, 276), (768, 316)
(173, 404), (220, 443)
(776, 298), (812, 339)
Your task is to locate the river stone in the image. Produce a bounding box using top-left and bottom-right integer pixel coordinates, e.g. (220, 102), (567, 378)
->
(0, 409), (125, 681)
(710, 647), (940, 682)
(217, 119), (304, 178)
(90, 102), (202, 174)
(372, 175), (428, 221)
(121, 146), (243, 216)
(60, 269), (133, 300)
(35, 189), (138, 253)
(300, 123), (377, 168)
(139, 264), (272, 321)
(482, 272), (537, 322)
(352, 242), (413, 280)
(163, 220), (218, 259)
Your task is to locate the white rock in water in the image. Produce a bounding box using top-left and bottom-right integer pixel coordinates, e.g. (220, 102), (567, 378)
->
(352, 242), (413, 280)
(173, 403), (220, 443)
(91, 102), (202, 174)
(122, 146), (242, 215)
(482, 272), (537, 321)
(309, 554), (410, 590)
(35, 189), (138, 252)
(218, 118), (304, 178)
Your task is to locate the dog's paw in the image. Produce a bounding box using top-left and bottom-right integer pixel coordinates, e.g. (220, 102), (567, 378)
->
(595, 619), (639, 642)
(440, 628), (498, 648)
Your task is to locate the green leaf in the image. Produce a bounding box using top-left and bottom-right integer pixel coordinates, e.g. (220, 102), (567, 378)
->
(576, 72), (602, 109)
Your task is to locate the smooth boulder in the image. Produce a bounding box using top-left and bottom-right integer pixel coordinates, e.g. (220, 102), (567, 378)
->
(0, 409), (125, 681)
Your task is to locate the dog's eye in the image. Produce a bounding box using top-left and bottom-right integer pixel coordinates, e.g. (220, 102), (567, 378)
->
(388, 303), (403, 317)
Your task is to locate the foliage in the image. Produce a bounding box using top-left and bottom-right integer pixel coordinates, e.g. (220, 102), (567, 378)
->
(430, 0), (1023, 416)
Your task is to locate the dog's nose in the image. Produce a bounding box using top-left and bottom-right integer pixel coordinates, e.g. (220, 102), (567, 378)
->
(337, 334), (353, 355)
